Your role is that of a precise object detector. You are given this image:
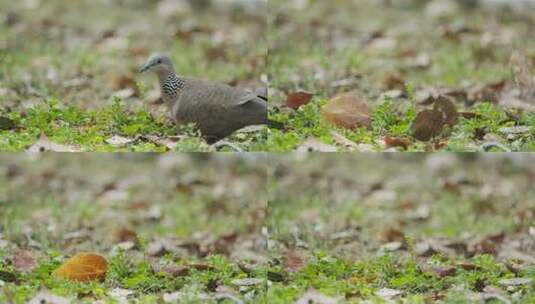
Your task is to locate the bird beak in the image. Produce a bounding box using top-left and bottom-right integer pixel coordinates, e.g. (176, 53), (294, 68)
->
(139, 62), (150, 73)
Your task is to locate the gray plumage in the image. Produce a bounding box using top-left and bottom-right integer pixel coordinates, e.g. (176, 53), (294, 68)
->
(140, 54), (267, 143)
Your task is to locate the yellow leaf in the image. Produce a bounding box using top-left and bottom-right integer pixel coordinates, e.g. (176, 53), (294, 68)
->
(53, 253), (107, 282)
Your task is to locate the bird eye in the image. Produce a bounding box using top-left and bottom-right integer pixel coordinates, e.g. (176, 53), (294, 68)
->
(157, 59), (162, 64)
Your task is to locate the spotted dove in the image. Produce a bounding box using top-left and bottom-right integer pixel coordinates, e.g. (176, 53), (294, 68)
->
(139, 54), (267, 143)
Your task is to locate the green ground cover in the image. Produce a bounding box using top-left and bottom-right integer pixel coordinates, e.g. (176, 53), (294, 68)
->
(267, 0), (535, 152)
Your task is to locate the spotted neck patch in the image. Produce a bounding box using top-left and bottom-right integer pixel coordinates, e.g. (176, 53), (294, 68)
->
(161, 73), (185, 99)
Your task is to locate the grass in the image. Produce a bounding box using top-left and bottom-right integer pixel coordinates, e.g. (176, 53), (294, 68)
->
(0, 97), (265, 152)
(0, 251), (267, 303)
(267, 252), (535, 303)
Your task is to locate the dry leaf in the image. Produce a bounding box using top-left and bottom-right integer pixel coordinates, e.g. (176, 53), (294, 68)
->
(154, 263), (214, 277)
(433, 267), (457, 278)
(296, 137), (337, 152)
(285, 91), (313, 110)
(510, 49), (535, 98)
(110, 74), (136, 91)
(105, 135), (134, 147)
(295, 288), (341, 304)
(147, 241), (168, 257)
(53, 252), (107, 282)
(231, 278), (264, 287)
(330, 130), (358, 149)
(26, 133), (80, 153)
(459, 263), (478, 271)
(114, 88), (136, 99)
(114, 228), (137, 243)
(375, 288), (404, 300)
(383, 73), (405, 90)
(282, 250), (306, 273)
(433, 96), (459, 127)
(459, 111), (480, 119)
(380, 228), (405, 243)
(12, 250), (37, 273)
(321, 95), (371, 129)
(468, 81), (505, 105)
(384, 136), (411, 149)
(142, 135), (187, 151)
(411, 109), (444, 141)
(108, 288), (134, 303)
(499, 126), (532, 135)
(28, 289), (70, 304)
(499, 278), (532, 287)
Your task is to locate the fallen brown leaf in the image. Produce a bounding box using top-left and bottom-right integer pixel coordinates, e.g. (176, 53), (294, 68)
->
(26, 133), (81, 153)
(296, 288), (341, 304)
(330, 130), (358, 149)
(105, 135), (134, 147)
(12, 249), (37, 273)
(510, 49), (535, 98)
(411, 109), (444, 141)
(459, 111), (480, 119)
(53, 253), (107, 282)
(114, 228), (137, 243)
(285, 91), (314, 110)
(28, 289), (70, 304)
(296, 137), (337, 152)
(375, 288), (404, 300)
(282, 250), (306, 273)
(434, 266), (456, 278)
(155, 263), (214, 277)
(383, 73), (405, 90)
(384, 135), (412, 149)
(321, 94), (371, 129)
(433, 96), (459, 127)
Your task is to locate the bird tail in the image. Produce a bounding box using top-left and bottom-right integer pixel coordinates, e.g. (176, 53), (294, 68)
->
(251, 87), (281, 128)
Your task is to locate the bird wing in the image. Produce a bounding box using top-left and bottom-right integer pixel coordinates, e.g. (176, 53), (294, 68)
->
(175, 79), (267, 139)
(185, 79), (266, 107)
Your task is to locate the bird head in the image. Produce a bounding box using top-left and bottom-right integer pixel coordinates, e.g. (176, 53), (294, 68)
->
(139, 54), (174, 75)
